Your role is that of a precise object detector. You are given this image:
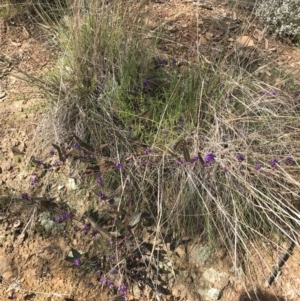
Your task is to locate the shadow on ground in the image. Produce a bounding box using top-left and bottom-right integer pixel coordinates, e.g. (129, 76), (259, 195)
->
(239, 289), (285, 301)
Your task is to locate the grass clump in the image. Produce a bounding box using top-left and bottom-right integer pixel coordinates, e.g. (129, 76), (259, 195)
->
(21, 0), (300, 296)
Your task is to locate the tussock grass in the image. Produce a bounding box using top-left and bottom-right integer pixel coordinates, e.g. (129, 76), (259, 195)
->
(23, 0), (300, 293)
(44, 0), (158, 147)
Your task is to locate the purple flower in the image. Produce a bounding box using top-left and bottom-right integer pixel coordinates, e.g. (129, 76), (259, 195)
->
(62, 212), (73, 220)
(53, 160), (60, 166)
(285, 156), (294, 165)
(55, 216), (63, 223)
(49, 150), (55, 156)
(107, 280), (114, 288)
(82, 224), (91, 232)
(172, 55), (177, 65)
(269, 90), (276, 96)
(125, 198), (135, 206)
(36, 159), (44, 165)
(227, 92), (233, 99)
(116, 163), (123, 170)
(118, 284), (127, 295)
(100, 277), (107, 284)
(155, 58), (168, 69)
(131, 269), (137, 276)
(95, 270), (101, 278)
(176, 157), (185, 165)
(143, 79), (150, 90)
(43, 163), (52, 169)
(110, 268), (118, 275)
(144, 147), (153, 154)
(97, 191), (107, 200)
(108, 254), (115, 262)
(97, 174), (104, 186)
(270, 159), (279, 169)
(73, 259), (81, 266)
(160, 59), (168, 66)
(190, 155), (198, 163)
(92, 230), (99, 237)
(30, 176), (39, 186)
(255, 164), (262, 170)
(21, 193), (30, 200)
(203, 153), (215, 164)
(73, 226), (80, 232)
(73, 142), (81, 150)
(235, 153), (245, 162)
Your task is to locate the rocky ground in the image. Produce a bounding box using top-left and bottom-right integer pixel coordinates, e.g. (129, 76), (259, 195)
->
(0, 0), (300, 300)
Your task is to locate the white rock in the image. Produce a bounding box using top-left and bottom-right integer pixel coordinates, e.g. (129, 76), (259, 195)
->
(206, 287), (221, 300)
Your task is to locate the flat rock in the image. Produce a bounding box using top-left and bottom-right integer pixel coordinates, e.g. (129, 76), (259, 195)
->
(1, 162), (13, 172)
(197, 268), (230, 300)
(236, 35), (254, 47)
(206, 287), (222, 300)
(0, 255), (14, 281)
(189, 245), (210, 265)
(203, 268), (229, 289)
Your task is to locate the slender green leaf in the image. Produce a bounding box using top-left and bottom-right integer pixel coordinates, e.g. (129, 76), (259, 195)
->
(87, 216), (111, 241)
(73, 134), (95, 152)
(93, 237), (109, 253)
(139, 108), (152, 119)
(52, 143), (65, 162)
(182, 142), (190, 162)
(129, 212), (143, 227)
(111, 296), (127, 301)
(71, 248), (82, 259)
(167, 147), (179, 159)
(198, 151), (204, 166)
(114, 219), (125, 231)
(65, 256), (75, 263)
(173, 139), (185, 152)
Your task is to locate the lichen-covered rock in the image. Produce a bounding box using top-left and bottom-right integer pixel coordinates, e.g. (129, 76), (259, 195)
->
(38, 212), (65, 234)
(189, 245), (211, 265)
(206, 287), (222, 300)
(197, 268), (230, 300)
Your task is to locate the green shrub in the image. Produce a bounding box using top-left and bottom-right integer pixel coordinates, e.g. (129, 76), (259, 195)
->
(255, 0), (300, 42)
